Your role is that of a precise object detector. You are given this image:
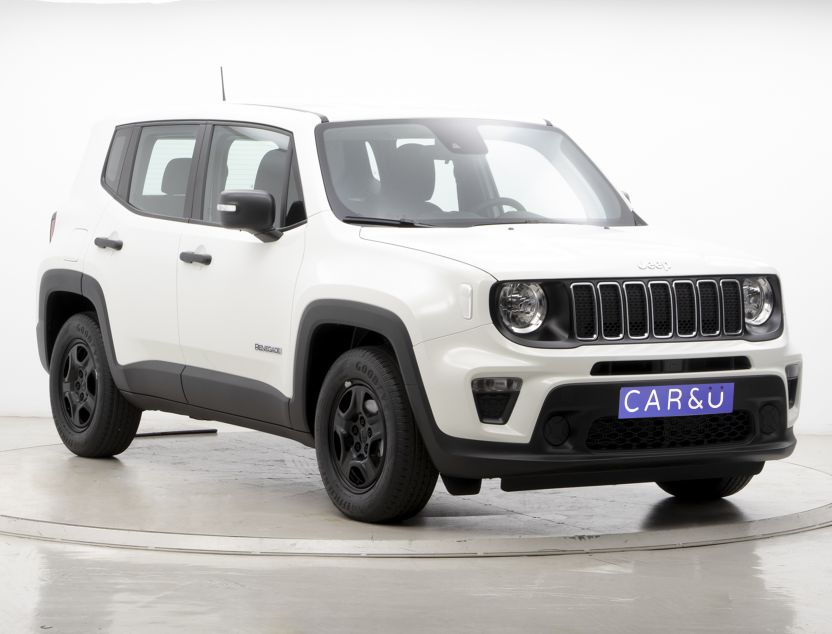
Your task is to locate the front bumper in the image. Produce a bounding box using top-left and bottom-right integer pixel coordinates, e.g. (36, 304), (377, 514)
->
(407, 324), (800, 486)
(413, 323), (802, 442)
(410, 374), (794, 488)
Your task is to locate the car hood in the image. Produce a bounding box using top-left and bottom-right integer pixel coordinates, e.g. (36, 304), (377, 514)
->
(360, 223), (772, 280)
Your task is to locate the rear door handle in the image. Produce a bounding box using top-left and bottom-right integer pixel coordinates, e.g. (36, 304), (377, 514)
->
(179, 251), (212, 266)
(94, 237), (123, 251)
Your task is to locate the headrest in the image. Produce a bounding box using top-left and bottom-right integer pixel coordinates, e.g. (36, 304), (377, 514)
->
(382, 143), (435, 203)
(161, 157), (191, 195)
(333, 140), (376, 200)
(254, 149), (289, 194)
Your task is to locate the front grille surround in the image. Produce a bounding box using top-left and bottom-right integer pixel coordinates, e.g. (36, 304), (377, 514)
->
(648, 281), (674, 338)
(489, 274), (783, 347)
(672, 280), (697, 337)
(622, 282), (649, 339)
(697, 280), (721, 336)
(597, 282), (624, 340)
(720, 279), (744, 335)
(570, 283), (598, 342)
(569, 277), (747, 344)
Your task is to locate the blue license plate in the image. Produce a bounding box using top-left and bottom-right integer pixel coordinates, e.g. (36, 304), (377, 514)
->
(618, 382), (734, 419)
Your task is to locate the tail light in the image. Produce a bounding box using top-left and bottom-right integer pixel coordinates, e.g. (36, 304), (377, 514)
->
(49, 212), (57, 242)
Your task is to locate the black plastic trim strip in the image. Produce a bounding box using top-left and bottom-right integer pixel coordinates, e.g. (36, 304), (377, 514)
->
(180, 366), (291, 426)
(123, 392), (313, 448)
(590, 356), (752, 376)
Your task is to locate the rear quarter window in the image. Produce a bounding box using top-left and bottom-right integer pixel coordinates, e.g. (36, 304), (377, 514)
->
(102, 127), (132, 192)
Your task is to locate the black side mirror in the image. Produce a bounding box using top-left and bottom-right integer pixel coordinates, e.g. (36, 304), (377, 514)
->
(218, 190), (282, 242)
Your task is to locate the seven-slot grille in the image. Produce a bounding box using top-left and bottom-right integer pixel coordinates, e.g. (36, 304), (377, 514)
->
(570, 278), (744, 342)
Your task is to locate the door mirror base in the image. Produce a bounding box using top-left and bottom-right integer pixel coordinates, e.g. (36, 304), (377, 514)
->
(252, 229), (283, 243)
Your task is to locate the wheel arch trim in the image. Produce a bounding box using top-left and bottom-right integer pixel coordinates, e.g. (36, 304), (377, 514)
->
(38, 269), (130, 390)
(291, 300), (440, 433)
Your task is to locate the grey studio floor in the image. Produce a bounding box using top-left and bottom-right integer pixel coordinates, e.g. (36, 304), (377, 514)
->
(0, 417), (830, 633)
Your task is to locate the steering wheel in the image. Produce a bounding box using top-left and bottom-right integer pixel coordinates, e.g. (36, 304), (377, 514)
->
(470, 196), (527, 216)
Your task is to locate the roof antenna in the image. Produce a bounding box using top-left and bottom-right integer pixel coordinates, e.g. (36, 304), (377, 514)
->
(220, 66), (226, 102)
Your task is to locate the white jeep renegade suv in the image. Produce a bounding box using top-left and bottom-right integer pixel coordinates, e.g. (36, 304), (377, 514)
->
(37, 104), (802, 523)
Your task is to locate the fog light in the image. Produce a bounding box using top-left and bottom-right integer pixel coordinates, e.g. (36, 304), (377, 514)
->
(543, 415), (571, 447)
(786, 363), (800, 408)
(472, 378), (521, 425)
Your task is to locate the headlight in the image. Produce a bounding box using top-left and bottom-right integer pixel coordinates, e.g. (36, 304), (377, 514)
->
(742, 277), (774, 326)
(497, 282), (547, 333)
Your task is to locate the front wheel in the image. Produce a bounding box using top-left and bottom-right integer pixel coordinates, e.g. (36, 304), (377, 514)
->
(657, 474), (755, 501)
(314, 346), (438, 523)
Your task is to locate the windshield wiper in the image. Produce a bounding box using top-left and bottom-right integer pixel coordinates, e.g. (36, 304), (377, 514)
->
(342, 216), (432, 228)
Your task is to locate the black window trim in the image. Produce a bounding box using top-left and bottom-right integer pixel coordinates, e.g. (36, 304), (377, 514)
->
(189, 120), (306, 232)
(101, 119), (208, 224)
(100, 118), (308, 231)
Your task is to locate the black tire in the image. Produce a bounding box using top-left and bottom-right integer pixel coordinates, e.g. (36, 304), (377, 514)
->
(314, 346), (438, 523)
(657, 474), (755, 501)
(49, 312), (141, 458)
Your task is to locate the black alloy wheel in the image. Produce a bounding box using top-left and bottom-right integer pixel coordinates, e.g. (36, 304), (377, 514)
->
(329, 381), (387, 491)
(60, 341), (98, 432)
(314, 346), (438, 523)
(49, 312), (141, 458)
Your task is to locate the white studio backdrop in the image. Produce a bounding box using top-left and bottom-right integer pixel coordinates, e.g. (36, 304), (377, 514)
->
(0, 0), (829, 432)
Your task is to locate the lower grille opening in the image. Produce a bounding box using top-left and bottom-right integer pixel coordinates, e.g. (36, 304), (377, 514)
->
(586, 410), (753, 451)
(590, 356), (751, 376)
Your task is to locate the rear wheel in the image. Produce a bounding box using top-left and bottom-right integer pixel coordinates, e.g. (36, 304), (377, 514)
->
(657, 474), (755, 501)
(49, 313), (141, 457)
(314, 346), (438, 523)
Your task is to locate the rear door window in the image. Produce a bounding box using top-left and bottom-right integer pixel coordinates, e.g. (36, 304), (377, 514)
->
(128, 125), (199, 219)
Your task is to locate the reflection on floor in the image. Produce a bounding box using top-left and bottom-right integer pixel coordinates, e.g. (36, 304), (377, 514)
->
(0, 416), (829, 632)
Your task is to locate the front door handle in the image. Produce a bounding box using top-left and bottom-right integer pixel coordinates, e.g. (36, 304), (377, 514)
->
(94, 237), (123, 251)
(179, 251), (212, 266)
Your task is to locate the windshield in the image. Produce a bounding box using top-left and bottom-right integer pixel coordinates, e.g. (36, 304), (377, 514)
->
(317, 119), (634, 227)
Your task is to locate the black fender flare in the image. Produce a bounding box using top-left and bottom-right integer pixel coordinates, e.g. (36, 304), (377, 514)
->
(37, 268), (83, 371)
(291, 299), (469, 474)
(38, 268), (130, 390)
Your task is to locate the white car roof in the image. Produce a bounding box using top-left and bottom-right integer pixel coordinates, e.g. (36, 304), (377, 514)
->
(109, 102), (552, 128)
